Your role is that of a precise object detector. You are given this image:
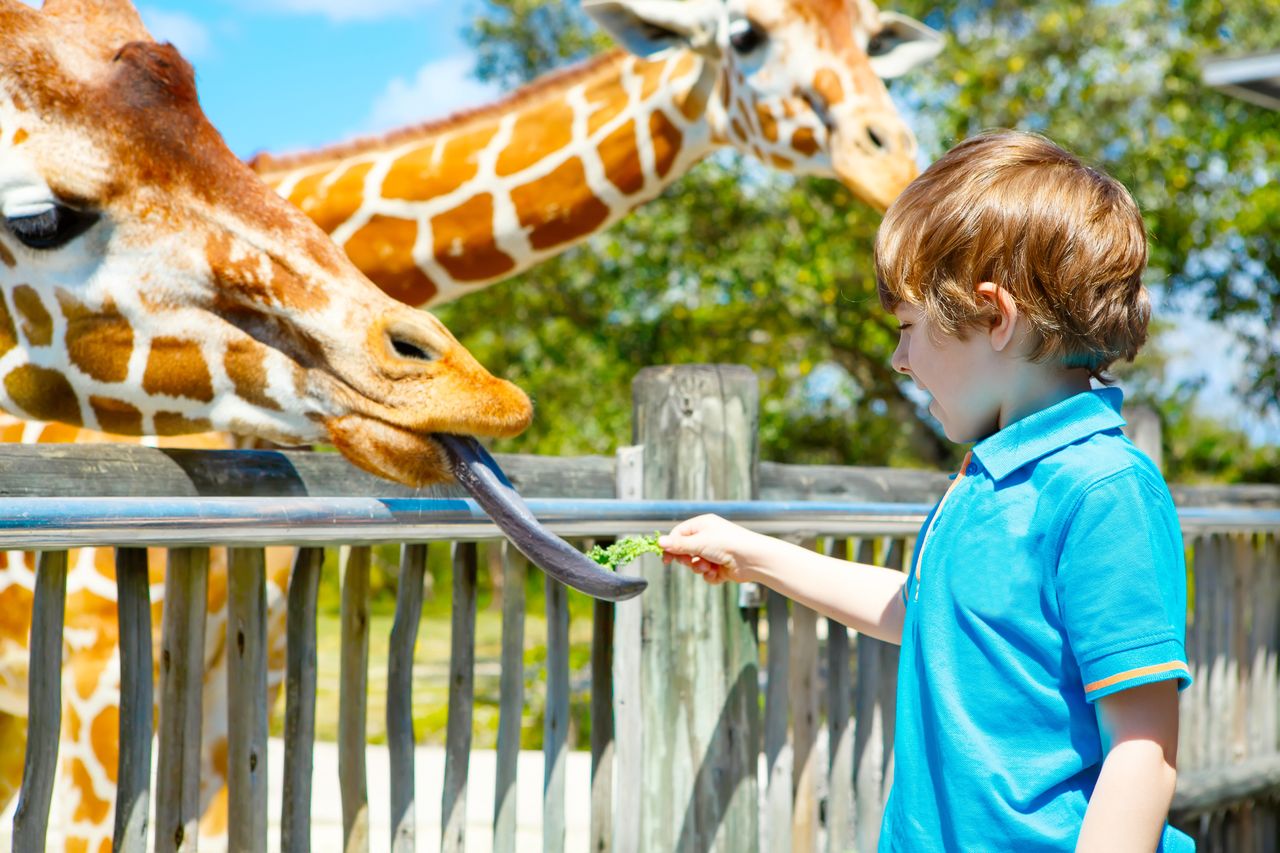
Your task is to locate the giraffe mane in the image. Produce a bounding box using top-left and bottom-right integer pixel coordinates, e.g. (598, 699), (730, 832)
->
(249, 47), (632, 174)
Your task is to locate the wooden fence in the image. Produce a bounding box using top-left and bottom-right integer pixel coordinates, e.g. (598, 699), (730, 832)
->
(3, 364), (1279, 852)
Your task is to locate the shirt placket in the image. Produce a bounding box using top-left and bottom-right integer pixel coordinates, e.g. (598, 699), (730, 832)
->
(912, 450), (973, 601)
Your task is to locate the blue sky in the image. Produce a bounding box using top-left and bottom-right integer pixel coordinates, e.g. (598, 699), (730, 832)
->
(126, 0), (499, 159)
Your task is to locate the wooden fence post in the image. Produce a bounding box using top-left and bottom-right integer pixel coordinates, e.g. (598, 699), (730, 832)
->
(632, 364), (761, 852)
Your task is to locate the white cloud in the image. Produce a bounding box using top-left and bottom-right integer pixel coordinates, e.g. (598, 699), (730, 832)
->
(253, 0), (440, 22)
(138, 8), (213, 61)
(364, 54), (499, 134)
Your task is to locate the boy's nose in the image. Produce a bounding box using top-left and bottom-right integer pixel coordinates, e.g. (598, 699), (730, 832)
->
(891, 342), (911, 375)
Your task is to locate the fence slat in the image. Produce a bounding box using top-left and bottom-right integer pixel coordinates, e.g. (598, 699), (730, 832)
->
(612, 446), (644, 853)
(591, 586), (615, 853)
(114, 547), (152, 853)
(544, 575), (570, 853)
(493, 542), (527, 853)
(853, 538), (904, 853)
(826, 538), (856, 853)
(443, 542), (478, 853)
(339, 545), (372, 853)
(1185, 534), (1211, 771)
(11, 549), (67, 853)
(388, 543), (428, 853)
(227, 547), (269, 853)
(764, 588), (792, 853)
(790, 595), (820, 853)
(282, 546), (324, 853)
(155, 547), (210, 853)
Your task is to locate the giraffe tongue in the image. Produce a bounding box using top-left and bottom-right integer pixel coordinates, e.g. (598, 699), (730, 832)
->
(437, 434), (648, 602)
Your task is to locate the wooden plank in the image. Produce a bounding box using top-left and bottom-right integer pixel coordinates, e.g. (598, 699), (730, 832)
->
(282, 546), (324, 853)
(544, 576), (570, 853)
(853, 538), (903, 853)
(0, 443), (616, 499)
(790, 592), (820, 853)
(155, 547), (210, 853)
(493, 542), (527, 853)
(825, 538), (856, 853)
(1245, 534), (1275, 759)
(227, 547), (270, 853)
(442, 542), (478, 853)
(1207, 535), (1230, 768)
(388, 543), (428, 853)
(590, 581), (615, 853)
(1258, 536), (1279, 758)
(1171, 755), (1280, 819)
(760, 462), (950, 504)
(1, 440), (1279, 507)
(1230, 534), (1251, 763)
(114, 547), (153, 853)
(764, 589), (792, 853)
(1183, 535), (1207, 771)
(339, 545), (372, 853)
(633, 365), (761, 853)
(11, 550), (67, 853)
(612, 445), (644, 853)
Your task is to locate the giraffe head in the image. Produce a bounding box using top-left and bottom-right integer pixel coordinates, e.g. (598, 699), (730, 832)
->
(0, 0), (533, 486)
(586, 0), (942, 210)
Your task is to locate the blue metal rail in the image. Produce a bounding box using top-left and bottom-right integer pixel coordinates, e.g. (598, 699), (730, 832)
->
(0, 497), (1274, 548)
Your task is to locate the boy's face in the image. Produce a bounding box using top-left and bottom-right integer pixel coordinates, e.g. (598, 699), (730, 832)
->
(891, 302), (1005, 444)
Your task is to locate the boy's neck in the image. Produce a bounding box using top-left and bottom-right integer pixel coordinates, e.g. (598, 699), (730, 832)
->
(997, 367), (1094, 431)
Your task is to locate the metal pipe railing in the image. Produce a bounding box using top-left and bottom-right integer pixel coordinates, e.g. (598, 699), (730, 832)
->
(0, 498), (1275, 548)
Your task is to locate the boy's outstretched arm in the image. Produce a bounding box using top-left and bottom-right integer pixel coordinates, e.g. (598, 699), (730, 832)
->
(661, 514), (909, 645)
(1076, 680), (1180, 852)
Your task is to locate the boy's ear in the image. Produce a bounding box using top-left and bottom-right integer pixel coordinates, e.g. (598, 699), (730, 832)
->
(975, 281), (1018, 352)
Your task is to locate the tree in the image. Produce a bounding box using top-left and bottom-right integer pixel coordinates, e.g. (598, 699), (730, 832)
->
(446, 0), (1280, 478)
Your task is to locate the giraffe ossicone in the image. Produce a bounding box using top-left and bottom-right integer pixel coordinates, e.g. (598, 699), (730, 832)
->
(252, 0), (942, 307)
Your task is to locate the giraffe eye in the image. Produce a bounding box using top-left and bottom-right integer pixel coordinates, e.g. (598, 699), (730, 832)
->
(867, 29), (896, 57)
(5, 203), (99, 250)
(728, 18), (766, 54)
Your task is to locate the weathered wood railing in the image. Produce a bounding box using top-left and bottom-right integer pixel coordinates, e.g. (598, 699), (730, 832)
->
(2, 365), (1278, 852)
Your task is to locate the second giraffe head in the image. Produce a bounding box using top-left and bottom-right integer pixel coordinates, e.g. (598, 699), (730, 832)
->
(586, 0), (942, 211)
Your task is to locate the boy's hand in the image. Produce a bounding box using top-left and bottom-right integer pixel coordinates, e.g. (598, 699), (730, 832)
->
(659, 514), (769, 585)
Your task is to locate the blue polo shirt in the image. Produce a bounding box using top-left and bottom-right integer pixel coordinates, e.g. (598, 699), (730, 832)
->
(879, 387), (1193, 852)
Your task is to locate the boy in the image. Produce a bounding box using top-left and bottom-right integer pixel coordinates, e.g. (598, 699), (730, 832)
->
(660, 131), (1193, 852)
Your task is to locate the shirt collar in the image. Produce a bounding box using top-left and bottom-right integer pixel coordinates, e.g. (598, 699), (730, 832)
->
(970, 387), (1127, 482)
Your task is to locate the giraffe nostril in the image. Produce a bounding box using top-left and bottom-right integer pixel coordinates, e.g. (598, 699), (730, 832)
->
(867, 125), (887, 151)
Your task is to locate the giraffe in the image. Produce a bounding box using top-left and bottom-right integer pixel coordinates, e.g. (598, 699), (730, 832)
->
(2, 0), (944, 847)
(0, 1), (604, 849)
(250, 0), (943, 307)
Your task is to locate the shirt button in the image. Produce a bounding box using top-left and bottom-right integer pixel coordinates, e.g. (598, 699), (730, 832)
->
(966, 464), (980, 475)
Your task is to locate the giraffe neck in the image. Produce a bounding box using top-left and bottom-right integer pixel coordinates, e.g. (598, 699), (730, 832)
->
(259, 49), (722, 307)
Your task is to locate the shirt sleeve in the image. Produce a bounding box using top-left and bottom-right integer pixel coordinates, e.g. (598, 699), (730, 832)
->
(1054, 467), (1192, 703)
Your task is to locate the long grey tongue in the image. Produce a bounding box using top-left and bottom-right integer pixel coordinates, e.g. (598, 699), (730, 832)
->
(437, 434), (648, 602)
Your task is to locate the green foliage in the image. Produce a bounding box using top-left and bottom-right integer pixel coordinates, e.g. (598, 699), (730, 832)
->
(450, 0), (1280, 481)
(587, 533), (663, 570)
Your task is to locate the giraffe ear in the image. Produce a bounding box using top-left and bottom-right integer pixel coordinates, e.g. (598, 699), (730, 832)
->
(41, 0), (153, 48)
(865, 11), (943, 79)
(584, 0), (724, 60)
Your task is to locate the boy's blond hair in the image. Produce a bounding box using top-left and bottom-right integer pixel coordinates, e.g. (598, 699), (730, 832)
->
(875, 130), (1150, 377)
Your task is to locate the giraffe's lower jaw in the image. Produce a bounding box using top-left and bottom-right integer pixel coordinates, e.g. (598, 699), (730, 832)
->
(437, 434), (648, 603)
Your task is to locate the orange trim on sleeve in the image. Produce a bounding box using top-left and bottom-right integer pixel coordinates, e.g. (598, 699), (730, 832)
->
(1084, 660), (1190, 695)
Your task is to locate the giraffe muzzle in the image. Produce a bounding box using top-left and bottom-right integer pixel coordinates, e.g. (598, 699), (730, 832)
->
(438, 434), (648, 602)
